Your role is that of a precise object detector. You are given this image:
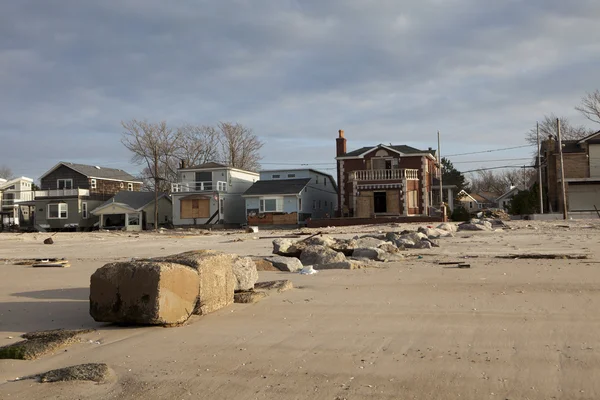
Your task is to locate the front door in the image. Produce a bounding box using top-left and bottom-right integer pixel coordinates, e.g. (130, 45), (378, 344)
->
(374, 191), (387, 213)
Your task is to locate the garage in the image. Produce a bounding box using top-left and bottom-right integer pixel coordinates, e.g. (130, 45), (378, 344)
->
(568, 183), (600, 211)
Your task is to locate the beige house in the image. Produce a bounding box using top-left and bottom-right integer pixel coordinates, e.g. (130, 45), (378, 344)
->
(91, 191), (172, 231)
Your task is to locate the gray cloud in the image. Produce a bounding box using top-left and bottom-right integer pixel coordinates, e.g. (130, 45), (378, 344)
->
(1, 0), (600, 180)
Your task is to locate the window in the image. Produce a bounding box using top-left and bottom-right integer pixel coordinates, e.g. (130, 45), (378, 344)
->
(259, 197), (283, 212)
(312, 200), (316, 210)
(181, 198), (210, 218)
(324, 178), (326, 186)
(408, 191), (418, 209)
(318, 200), (322, 210)
(127, 183), (133, 191)
(57, 179), (73, 189)
(287, 174), (296, 178)
(48, 203), (68, 219)
(127, 214), (140, 226)
(469, 201), (473, 208)
(478, 203), (483, 209)
(220, 198), (224, 214)
(82, 202), (88, 219)
(272, 174), (281, 179)
(298, 198), (302, 210)
(324, 201), (328, 208)
(120, 182), (124, 188)
(90, 179), (97, 189)
(315, 176), (319, 184)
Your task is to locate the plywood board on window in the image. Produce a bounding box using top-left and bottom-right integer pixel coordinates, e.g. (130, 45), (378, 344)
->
(386, 190), (400, 214)
(273, 212), (297, 225)
(356, 191), (373, 218)
(181, 199), (210, 218)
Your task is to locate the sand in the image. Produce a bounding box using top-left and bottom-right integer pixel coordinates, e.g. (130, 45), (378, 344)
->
(0, 220), (600, 399)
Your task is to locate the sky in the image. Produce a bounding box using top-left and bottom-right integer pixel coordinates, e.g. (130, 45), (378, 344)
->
(2, 0), (600, 182)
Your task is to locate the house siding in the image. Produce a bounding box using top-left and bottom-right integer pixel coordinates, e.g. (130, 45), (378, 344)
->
(41, 165), (89, 190)
(35, 198), (103, 230)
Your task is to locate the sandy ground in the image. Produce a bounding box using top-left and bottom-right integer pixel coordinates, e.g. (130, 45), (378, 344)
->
(1, 220), (600, 399)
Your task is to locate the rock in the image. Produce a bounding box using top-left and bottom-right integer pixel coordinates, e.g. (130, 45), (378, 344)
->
(359, 233), (387, 241)
(272, 238), (296, 256)
(300, 245), (346, 266)
(413, 240), (433, 249)
(43, 237), (53, 245)
(265, 256), (303, 272)
(314, 261), (360, 270)
(90, 261), (200, 325)
(234, 291), (267, 304)
(246, 226), (258, 233)
(154, 250), (236, 315)
(0, 329), (94, 360)
(304, 235), (336, 248)
(329, 238), (358, 255)
(437, 223), (457, 233)
(378, 243), (400, 254)
(24, 363), (113, 383)
(355, 237), (386, 249)
(352, 247), (387, 261)
(458, 220), (493, 231)
(254, 279), (294, 293)
(252, 258), (280, 272)
(232, 256), (258, 291)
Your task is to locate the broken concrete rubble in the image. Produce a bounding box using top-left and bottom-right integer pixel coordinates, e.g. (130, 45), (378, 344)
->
(352, 247), (387, 261)
(231, 256), (259, 291)
(265, 256), (303, 272)
(300, 245), (346, 266)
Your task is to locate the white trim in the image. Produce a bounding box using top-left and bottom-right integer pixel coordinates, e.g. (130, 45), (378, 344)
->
(90, 179), (97, 189)
(88, 176), (142, 184)
(577, 130), (600, 144)
(561, 178), (600, 183)
(179, 166), (259, 176)
(259, 196), (284, 213)
(57, 178), (73, 190)
(457, 190), (480, 203)
(47, 203), (68, 219)
(127, 182), (134, 191)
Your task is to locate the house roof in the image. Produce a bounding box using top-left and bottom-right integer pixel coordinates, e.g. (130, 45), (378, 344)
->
(457, 190), (485, 203)
(39, 162), (141, 182)
(182, 162), (229, 170)
(496, 186), (523, 202)
(577, 130), (600, 144)
(477, 192), (499, 202)
(342, 144), (436, 158)
(92, 191), (170, 214)
(243, 178), (311, 197)
(259, 168), (339, 192)
(0, 176), (33, 190)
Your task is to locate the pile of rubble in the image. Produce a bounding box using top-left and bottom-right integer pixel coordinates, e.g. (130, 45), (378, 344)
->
(458, 217), (510, 231)
(266, 223), (458, 271)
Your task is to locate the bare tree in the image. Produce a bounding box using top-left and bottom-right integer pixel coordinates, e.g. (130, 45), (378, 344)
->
(0, 165), (13, 180)
(217, 122), (264, 171)
(576, 89), (600, 125)
(176, 124), (220, 168)
(121, 120), (181, 230)
(469, 168), (536, 197)
(526, 114), (592, 145)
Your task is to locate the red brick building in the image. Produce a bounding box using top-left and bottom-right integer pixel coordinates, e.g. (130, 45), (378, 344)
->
(335, 130), (439, 218)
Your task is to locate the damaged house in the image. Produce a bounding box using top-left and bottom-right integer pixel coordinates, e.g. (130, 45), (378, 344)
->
(335, 130), (439, 218)
(243, 169), (338, 226)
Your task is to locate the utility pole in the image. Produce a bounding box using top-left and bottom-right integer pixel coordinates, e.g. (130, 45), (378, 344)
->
(557, 118), (568, 220)
(154, 146), (159, 231)
(437, 131), (443, 205)
(537, 122), (543, 214)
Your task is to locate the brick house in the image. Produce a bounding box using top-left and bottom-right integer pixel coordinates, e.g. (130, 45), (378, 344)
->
(541, 130), (600, 213)
(335, 130), (439, 217)
(35, 162), (142, 231)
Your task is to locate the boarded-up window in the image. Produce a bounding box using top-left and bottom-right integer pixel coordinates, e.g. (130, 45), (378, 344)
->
(181, 198), (210, 218)
(408, 191), (418, 209)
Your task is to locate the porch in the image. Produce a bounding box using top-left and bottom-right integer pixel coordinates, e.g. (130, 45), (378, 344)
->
(171, 181), (227, 192)
(350, 168), (419, 181)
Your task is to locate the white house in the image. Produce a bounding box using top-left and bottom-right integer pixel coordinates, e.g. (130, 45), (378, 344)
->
(171, 162), (258, 227)
(0, 176), (35, 227)
(243, 169), (338, 226)
(91, 191), (172, 231)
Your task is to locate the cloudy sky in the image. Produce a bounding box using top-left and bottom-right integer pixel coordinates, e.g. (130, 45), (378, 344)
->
(2, 0), (600, 181)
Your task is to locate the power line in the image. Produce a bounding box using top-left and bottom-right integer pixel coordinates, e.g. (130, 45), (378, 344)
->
(445, 144), (534, 157)
(460, 164), (535, 174)
(452, 157), (533, 164)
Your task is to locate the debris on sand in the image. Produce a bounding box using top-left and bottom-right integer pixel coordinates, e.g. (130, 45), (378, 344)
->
(234, 280), (294, 304)
(21, 363), (113, 383)
(496, 253), (588, 260)
(0, 329), (94, 360)
(43, 237), (54, 244)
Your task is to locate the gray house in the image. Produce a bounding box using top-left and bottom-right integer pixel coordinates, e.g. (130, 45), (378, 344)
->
(171, 162), (258, 227)
(243, 169), (338, 226)
(91, 191), (172, 231)
(35, 162), (142, 231)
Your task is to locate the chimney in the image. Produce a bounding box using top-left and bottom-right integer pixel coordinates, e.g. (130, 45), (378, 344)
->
(336, 129), (347, 157)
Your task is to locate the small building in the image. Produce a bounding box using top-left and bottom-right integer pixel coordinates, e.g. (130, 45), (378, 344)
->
(243, 169), (338, 226)
(335, 129), (439, 218)
(34, 162), (142, 231)
(541, 130), (600, 213)
(0, 176), (35, 228)
(91, 191), (172, 231)
(171, 162), (259, 227)
(456, 190), (491, 213)
(496, 186), (522, 210)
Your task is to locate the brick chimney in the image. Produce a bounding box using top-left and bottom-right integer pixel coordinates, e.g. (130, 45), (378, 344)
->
(336, 129), (347, 157)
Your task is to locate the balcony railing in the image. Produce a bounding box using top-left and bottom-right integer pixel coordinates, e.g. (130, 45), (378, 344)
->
(171, 181), (228, 193)
(34, 188), (90, 197)
(350, 169), (419, 181)
(0, 191), (34, 207)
